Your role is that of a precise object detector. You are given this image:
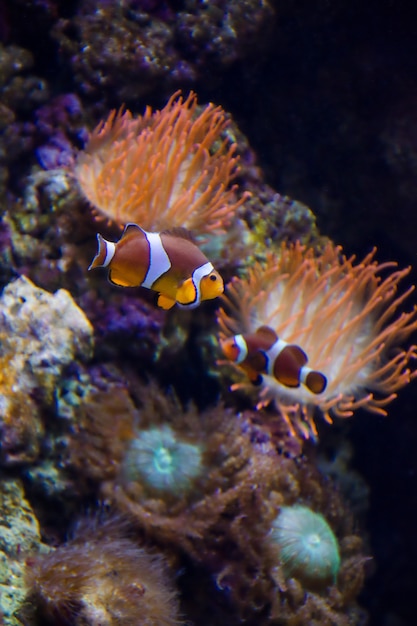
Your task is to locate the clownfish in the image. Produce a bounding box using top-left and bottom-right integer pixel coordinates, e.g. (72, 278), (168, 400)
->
(221, 325), (327, 394)
(89, 223), (224, 310)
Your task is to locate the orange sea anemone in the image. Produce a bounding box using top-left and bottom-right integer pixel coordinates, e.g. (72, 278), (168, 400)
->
(218, 242), (417, 438)
(74, 91), (245, 234)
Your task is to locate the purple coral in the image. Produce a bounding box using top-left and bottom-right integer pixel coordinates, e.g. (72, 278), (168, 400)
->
(35, 94), (87, 170)
(78, 290), (165, 363)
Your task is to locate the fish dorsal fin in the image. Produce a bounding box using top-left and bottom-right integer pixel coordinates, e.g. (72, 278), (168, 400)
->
(122, 222), (146, 239)
(160, 227), (196, 243)
(256, 325), (278, 344)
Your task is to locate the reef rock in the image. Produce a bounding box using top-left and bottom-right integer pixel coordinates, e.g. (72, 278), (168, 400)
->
(0, 276), (93, 466)
(0, 275), (93, 401)
(0, 478), (41, 626)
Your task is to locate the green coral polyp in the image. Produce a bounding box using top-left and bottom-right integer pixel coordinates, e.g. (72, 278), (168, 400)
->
(270, 505), (341, 590)
(123, 424), (203, 493)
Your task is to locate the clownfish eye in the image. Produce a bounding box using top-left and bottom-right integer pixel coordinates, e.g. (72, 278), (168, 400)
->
(210, 274), (217, 281)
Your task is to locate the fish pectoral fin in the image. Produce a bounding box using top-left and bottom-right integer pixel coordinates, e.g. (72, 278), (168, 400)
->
(252, 374), (263, 386)
(242, 364), (263, 385)
(157, 294), (176, 310)
(176, 278), (197, 305)
(109, 270), (136, 287)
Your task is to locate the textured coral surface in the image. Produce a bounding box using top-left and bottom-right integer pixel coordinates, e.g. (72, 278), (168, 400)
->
(0, 479), (41, 626)
(24, 517), (181, 625)
(1, 2), (417, 625)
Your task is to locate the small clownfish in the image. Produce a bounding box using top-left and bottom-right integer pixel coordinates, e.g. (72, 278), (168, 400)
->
(221, 325), (327, 394)
(89, 223), (224, 310)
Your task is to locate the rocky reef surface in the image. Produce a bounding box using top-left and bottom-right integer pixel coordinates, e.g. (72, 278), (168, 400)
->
(1, 2), (417, 626)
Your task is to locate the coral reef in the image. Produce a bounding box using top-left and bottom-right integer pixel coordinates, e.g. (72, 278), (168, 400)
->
(0, 275), (93, 466)
(0, 479), (41, 626)
(24, 516), (181, 625)
(18, 364), (142, 506)
(78, 289), (166, 364)
(62, 383), (367, 623)
(3, 165), (94, 293)
(263, 459), (368, 626)
(51, 0), (275, 104)
(35, 93), (88, 170)
(68, 384), (279, 554)
(218, 241), (417, 437)
(0, 42), (49, 195)
(75, 91), (247, 236)
(2, 3), (416, 623)
(228, 120), (324, 256)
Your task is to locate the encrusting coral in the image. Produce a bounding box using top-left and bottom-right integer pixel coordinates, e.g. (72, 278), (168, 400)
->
(0, 275), (93, 466)
(1, 3), (415, 619)
(0, 479), (41, 626)
(68, 383), (278, 551)
(24, 516), (181, 625)
(218, 241), (417, 438)
(51, 0), (275, 104)
(0, 79), (386, 624)
(63, 383), (367, 623)
(74, 91), (246, 236)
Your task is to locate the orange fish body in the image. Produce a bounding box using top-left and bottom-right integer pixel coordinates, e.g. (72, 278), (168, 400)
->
(89, 223), (224, 309)
(221, 325), (327, 394)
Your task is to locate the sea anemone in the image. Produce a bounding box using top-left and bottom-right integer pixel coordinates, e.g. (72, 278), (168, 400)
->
(74, 91), (245, 235)
(123, 424), (203, 493)
(218, 241), (417, 437)
(25, 516), (181, 625)
(269, 505), (341, 591)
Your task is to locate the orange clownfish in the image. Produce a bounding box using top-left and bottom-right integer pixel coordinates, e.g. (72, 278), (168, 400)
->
(89, 223), (224, 310)
(221, 325), (327, 394)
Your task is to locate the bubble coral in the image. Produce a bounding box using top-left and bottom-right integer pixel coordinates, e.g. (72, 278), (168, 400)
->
(218, 241), (417, 437)
(74, 91), (245, 235)
(270, 505), (341, 591)
(25, 516), (181, 625)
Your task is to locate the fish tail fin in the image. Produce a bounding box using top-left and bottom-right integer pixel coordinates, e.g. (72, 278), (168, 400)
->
(88, 234), (115, 270)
